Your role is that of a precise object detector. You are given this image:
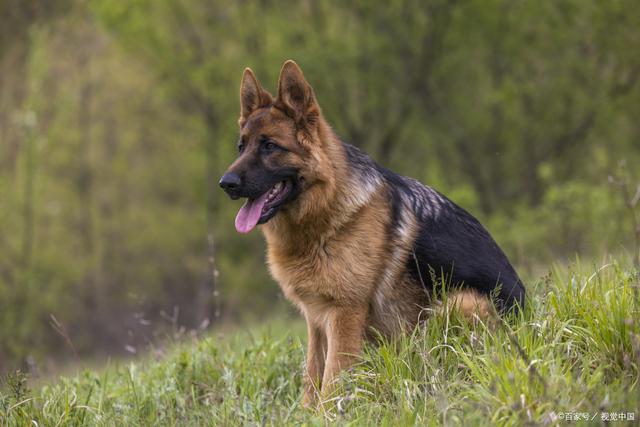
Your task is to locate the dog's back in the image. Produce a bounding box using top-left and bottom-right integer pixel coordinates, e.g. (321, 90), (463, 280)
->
(345, 143), (525, 315)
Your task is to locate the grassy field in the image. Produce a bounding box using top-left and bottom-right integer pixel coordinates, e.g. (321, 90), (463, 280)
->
(1, 259), (639, 426)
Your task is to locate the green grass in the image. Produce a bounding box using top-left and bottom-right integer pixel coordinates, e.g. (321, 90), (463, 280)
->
(1, 260), (639, 426)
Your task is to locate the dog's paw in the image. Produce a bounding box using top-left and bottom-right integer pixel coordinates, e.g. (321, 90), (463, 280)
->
(301, 391), (318, 409)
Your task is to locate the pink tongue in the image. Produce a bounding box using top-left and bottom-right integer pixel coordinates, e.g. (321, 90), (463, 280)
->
(235, 192), (269, 233)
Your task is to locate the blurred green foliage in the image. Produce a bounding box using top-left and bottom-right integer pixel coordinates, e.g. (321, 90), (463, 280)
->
(0, 0), (639, 370)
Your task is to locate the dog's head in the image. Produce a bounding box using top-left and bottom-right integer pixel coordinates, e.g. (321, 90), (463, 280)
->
(220, 60), (326, 233)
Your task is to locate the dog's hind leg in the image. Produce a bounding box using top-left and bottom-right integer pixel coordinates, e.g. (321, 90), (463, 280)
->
(445, 289), (493, 323)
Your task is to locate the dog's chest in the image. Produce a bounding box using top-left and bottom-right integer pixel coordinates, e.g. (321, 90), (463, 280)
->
(266, 235), (382, 308)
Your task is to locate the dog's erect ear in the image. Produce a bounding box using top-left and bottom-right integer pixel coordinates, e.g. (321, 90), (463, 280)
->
(239, 68), (272, 123)
(275, 60), (319, 127)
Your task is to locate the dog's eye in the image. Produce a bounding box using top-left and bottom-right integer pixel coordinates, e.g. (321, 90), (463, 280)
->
(261, 138), (280, 152)
(237, 143), (244, 153)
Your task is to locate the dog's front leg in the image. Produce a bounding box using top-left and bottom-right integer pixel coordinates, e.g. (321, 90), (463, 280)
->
(320, 306), (367, 400)
(302, 318), (327, 407)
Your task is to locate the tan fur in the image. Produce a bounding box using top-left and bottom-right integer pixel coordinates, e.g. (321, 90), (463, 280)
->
(446, 290), (493, 323)
(230, 61), (485, 406)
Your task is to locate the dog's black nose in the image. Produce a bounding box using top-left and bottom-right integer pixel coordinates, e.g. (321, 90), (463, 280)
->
(219, 172), (242, 191)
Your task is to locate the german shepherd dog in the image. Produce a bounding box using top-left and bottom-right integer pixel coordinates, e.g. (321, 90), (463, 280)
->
(220, 60), (525, 405)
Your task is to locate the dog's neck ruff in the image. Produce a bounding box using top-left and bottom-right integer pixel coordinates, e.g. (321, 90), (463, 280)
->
(307, 137), (383, 230)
